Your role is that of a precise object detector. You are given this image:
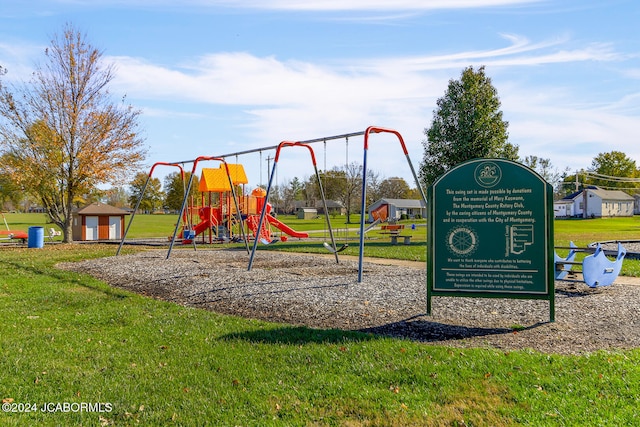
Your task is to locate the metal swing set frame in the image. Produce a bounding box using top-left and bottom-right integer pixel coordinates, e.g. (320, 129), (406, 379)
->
(117, 126), (428, 283)
(247, 140), (342, 270)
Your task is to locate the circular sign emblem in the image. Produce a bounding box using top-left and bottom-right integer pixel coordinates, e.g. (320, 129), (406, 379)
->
(446, 226), (478, 256)
(474, 161), (502, 188)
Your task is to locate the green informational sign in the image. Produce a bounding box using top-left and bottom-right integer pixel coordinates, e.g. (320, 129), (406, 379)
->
(427, 159), (555, 321)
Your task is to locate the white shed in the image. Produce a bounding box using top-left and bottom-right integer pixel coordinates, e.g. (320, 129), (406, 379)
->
(296, 207), (317, 220)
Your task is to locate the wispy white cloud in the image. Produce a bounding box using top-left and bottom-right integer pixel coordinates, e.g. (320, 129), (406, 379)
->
(110, 52), (434, 107)
(0, 41), (44, 81)
(108, 32), (635, 175)
(109, 33), (620, 109)
(356, 35), (620, 73)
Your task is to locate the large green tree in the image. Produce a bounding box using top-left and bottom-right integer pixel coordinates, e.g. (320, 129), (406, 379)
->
(0, 24), (146, 242)
(586, 151), (640, 193)
(378, 177), (412, 199)
(128, 172), (163, 212)
(163, 172), (200, 211)
(420, 65), (518, 186)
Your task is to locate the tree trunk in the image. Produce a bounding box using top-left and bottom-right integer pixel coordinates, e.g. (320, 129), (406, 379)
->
(62, 196), (74, 243)
(63, 214), (73, 243)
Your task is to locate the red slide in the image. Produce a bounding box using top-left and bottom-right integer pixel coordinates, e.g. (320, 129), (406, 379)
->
(191, 219), (212, 237)
(266, 215), (309, 238)
(182, 219), (212, 244)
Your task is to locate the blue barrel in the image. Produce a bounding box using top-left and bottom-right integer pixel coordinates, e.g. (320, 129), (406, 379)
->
(28, 226), (44, 248)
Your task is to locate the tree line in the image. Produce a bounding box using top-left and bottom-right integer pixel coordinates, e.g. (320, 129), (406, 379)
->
(124, 164), (422, 222)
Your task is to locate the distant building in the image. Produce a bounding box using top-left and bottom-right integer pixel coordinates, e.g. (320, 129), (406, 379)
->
(296, 207), (318, 220)
(367, 198), (426, 222)
(72, 202), (130, 241)
(289, 200), (345, 216)
(315, 200), (345, 216)
(554, 186), (634, 218)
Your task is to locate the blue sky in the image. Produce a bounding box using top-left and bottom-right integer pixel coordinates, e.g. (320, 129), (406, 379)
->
(1, 0), (639, 190)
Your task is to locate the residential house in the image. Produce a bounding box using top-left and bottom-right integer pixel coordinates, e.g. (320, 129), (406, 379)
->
(554, 186), (634, 218)
(315, 200), (345, 216)
(367, 198), (426, 222)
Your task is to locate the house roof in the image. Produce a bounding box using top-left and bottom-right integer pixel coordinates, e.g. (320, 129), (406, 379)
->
(560, 190), (583, 201)
(315, 200), (344, 209)
(376, 198), (426, 208)
(75, 202), (130, 216)
(560, 186), (634, 202)
(588, 187), (635, 201)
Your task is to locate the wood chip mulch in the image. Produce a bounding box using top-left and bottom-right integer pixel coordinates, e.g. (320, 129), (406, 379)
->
(58, 248), (640, 355)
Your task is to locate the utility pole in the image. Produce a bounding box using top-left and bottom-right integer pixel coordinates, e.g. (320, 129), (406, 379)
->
(266, 155), (275, 211)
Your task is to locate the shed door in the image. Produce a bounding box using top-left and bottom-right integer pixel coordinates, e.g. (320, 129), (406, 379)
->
(108, 216), (120, 240)
(85, 216), (99, 241)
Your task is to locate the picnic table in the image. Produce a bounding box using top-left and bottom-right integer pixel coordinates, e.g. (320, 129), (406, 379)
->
(380, 224), (412, 245)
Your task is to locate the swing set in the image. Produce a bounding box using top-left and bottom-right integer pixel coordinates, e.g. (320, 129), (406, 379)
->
(117, 126), (428, 283)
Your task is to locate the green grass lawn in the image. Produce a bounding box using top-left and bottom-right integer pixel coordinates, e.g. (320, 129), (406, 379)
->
(8, 211), (640, 245)
(1, 245), (639, 426)
(554, 216), (640, 246)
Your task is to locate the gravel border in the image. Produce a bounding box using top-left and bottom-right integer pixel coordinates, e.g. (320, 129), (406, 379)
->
(59, 248), (640, 355)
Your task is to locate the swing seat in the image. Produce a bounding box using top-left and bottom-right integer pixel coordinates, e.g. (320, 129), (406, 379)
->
(260, 237), (279, 245)
(323, 242), (348, 253)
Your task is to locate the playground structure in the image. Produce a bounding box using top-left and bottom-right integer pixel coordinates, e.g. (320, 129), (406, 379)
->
(244, 188), (309, 244)
(182, 171), (309, 246)
(118, 158), (310, 258)
(180, 163), (249, 244)
(554, 241), (627, 287)
(0, 212), (28, 243)
(118, 126), (429, 282)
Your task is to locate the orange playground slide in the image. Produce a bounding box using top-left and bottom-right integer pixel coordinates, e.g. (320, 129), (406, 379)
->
(266, 215), (309, 239)
(246, 214), (308, 243)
